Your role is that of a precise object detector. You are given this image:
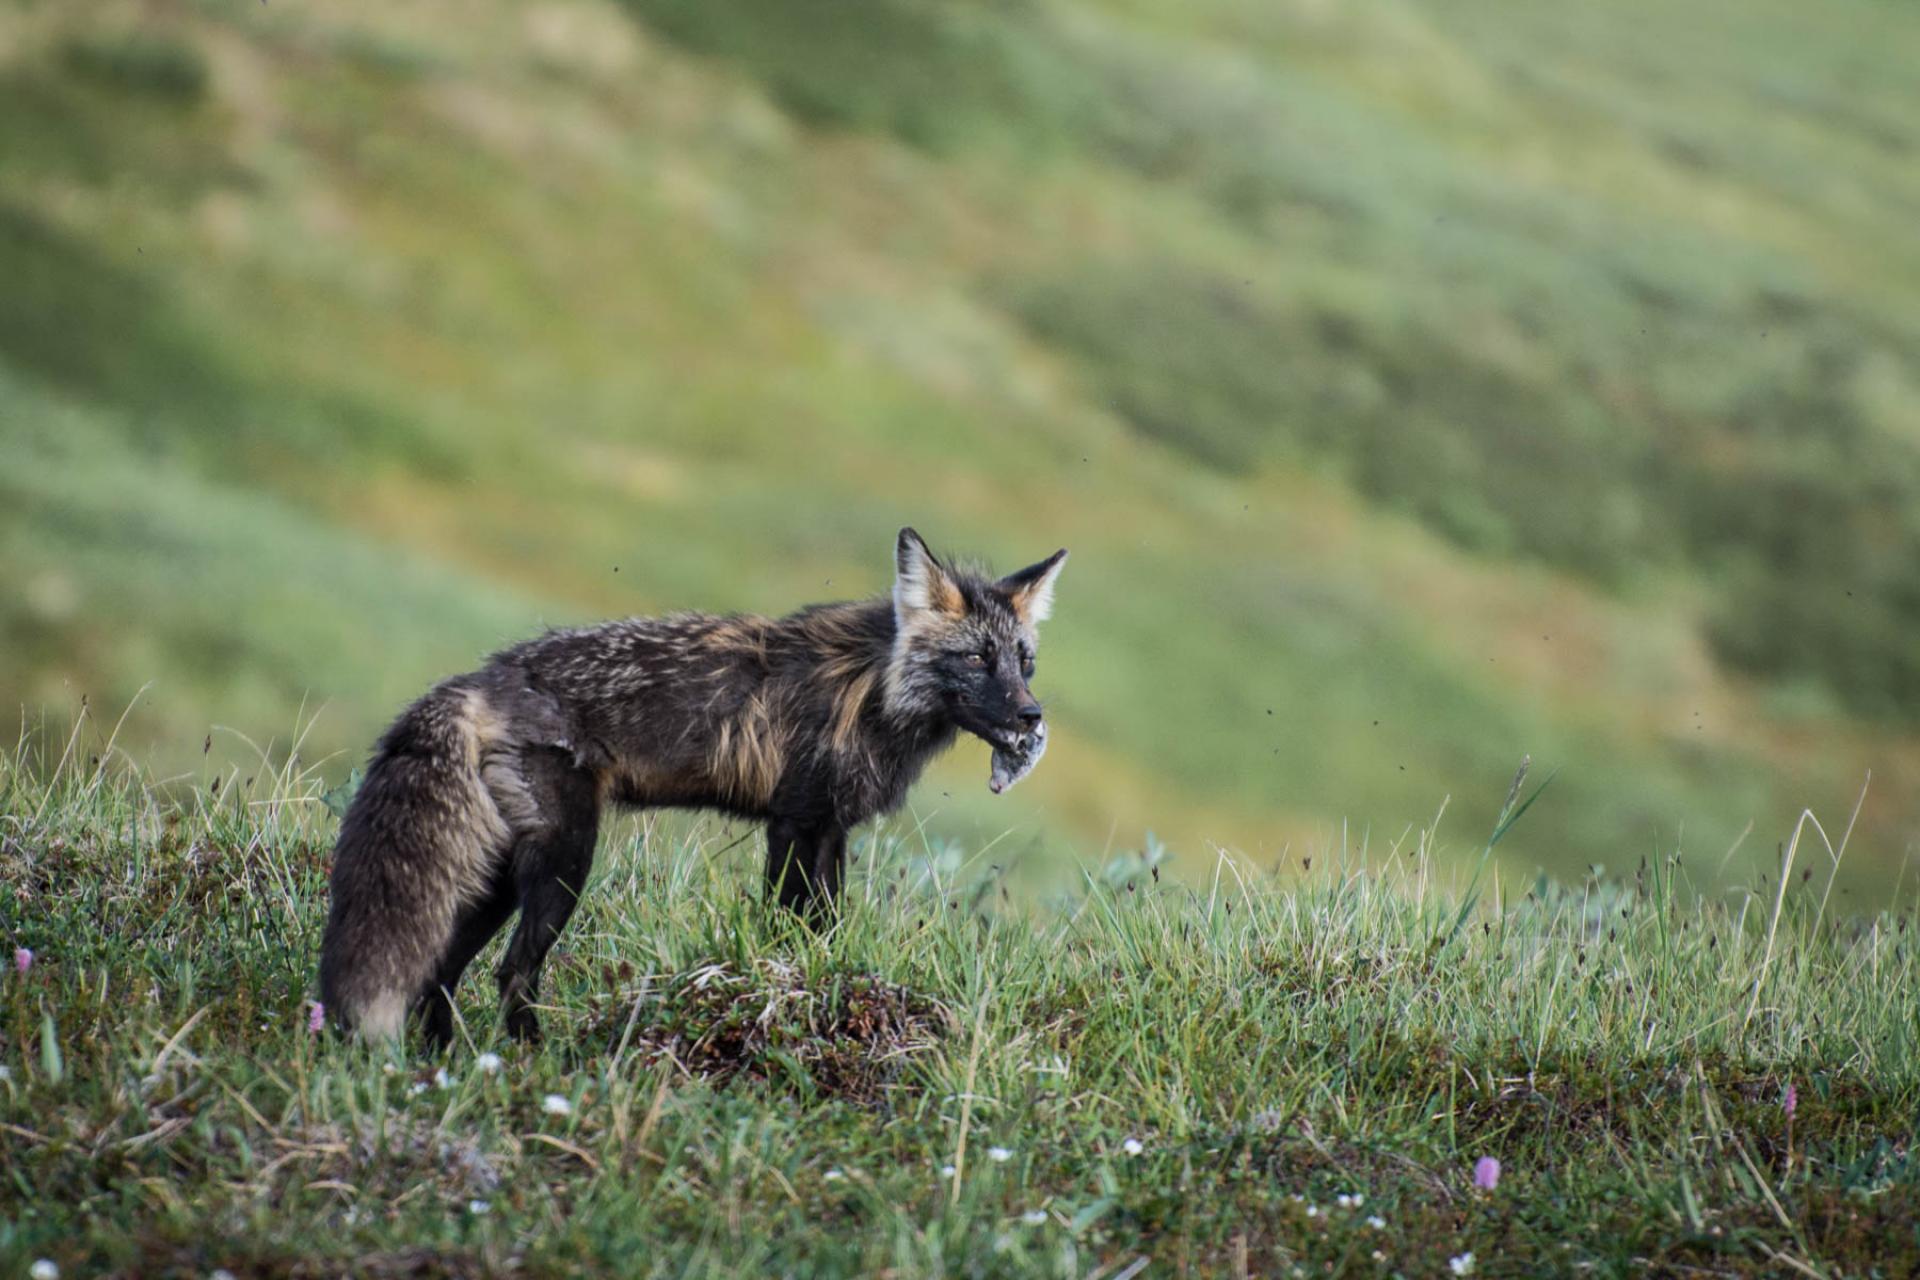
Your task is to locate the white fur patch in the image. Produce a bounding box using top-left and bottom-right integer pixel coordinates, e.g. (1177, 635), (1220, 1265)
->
(893, 528), (960, 622)
(358, 989), (408, 1042)
(1007, 550), (1067, 625)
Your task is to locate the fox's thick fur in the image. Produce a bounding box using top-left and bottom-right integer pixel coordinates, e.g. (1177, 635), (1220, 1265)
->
(318, 529), (1066, 1044)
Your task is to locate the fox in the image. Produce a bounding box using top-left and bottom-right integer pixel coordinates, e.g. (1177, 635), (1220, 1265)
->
(318, 528), (1066, 1045)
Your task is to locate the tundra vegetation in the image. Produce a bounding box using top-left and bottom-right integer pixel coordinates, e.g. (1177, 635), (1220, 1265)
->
(3, 732), (1916, 1277)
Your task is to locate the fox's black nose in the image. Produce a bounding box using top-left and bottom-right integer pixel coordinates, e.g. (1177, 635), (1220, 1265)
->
(1017, 704), (1044, 727)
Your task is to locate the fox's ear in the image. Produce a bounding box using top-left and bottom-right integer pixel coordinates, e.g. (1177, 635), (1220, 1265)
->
(999, 548), (1068, 626)
(894, 527), (963, 621)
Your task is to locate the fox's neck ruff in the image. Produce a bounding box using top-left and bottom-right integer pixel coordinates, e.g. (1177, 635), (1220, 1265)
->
(882, 618), (945, 723)
(789, 596), (946, 730)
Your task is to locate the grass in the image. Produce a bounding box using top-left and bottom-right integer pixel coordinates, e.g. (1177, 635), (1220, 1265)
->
(5, 730), (1918, 1278)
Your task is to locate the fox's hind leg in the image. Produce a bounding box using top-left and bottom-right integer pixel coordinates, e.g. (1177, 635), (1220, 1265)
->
(411, 875), (516, 1050)
(495, 758), (600, 1042)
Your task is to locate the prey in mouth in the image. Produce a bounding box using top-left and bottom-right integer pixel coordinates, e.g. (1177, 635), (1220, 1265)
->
(988, 720), (1048, 795)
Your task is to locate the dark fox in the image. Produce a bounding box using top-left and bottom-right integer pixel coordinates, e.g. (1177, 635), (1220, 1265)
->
(318, 528), (1066, 1044)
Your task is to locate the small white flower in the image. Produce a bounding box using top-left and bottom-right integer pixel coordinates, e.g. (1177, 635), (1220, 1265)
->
(1366, 1215), (1386, 1230)
(1305, 1204), (1318, 1217)
(1121, 1137), (1144, 1156)
(468, 1199), (491, 1215)
(987, 1146), (1013, 1163)
(940, 1164), (957, 1178)
(408, 1082), (428, 1096)
(541, 1093), (572, 1116)
(1022, 1209), (1048, 1225)
(433, 1068), (451, 1089)
(475, 1052), (503, 1075)
(1449, 1253), (1476, 1276)
(212, 1270), (237, 1280)
(30, 1263), (58, 1280)
(1370, 1250), (1386, 1263)
(823, 1169), (845, 1181)
(1337, 1192), (1364, 1209)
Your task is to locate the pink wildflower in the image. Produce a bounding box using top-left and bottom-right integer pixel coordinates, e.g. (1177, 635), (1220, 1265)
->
(1473, 1156), (1501, 1190)
(14, 948), (30, 975)
(308, 1001), (326, 1034)
(1783, 1083), (1797, 1120)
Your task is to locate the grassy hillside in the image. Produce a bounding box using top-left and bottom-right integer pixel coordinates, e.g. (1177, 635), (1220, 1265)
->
(4, 752), (1918, 1276)
(4, 0), (1920, 889)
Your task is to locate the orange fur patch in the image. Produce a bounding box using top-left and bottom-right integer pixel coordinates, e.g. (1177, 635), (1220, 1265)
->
(927, 571), (964, 617)
(706, 616), (772, 661)
(709, 689), (785, 807)
(459, 689), (505, 768)
(830, 668), (878, 755)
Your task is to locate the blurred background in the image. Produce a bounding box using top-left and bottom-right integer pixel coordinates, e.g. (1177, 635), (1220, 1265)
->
(4, 0), (1919, 894)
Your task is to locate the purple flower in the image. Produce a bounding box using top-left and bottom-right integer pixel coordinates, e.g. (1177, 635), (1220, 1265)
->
(1783, 1084), (1797, 1120)
(308, 1001), (326, 1034)
(1473, 1156), (1501, 1190)
(14, 948), (30, 975)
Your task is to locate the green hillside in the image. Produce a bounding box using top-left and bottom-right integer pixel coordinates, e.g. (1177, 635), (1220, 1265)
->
(4, 0), (1920, 891)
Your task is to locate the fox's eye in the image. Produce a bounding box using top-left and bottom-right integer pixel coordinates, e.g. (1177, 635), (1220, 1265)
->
(965, 651), (989, 667)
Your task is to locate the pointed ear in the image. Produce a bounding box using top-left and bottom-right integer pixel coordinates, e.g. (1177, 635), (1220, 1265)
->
(999, 548), (1068, 626)
(893, 527), (963, 621)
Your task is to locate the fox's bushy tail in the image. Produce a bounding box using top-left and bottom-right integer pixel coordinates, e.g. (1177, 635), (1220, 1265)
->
(318, 684), (511, 1040)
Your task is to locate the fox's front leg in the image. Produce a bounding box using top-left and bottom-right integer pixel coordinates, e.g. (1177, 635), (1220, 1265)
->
(764, 817), (846, 922)
(764, 817), (813, 914)
(809, 827), (847, 912)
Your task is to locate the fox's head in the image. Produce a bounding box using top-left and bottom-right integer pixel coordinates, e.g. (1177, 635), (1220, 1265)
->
(885, 528), (1068, 752)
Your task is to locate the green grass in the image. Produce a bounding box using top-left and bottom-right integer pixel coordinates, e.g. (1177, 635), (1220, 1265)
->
(4, 738), (1918, 1277)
